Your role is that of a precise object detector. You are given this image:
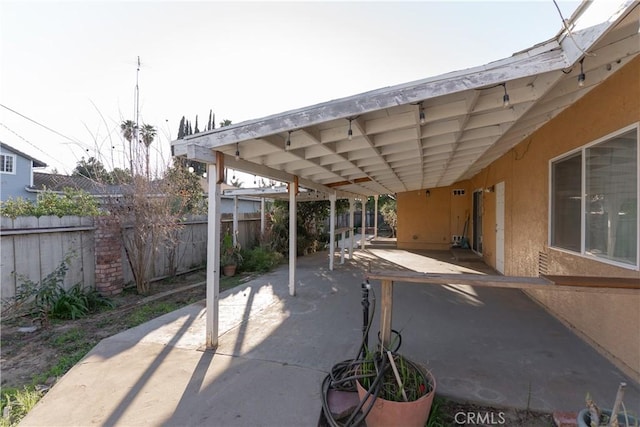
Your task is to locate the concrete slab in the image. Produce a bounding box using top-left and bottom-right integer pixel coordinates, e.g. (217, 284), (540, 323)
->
(20, 249), (640, 426)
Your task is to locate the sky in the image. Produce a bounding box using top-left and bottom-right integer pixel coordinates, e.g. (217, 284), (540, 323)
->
(0, 0), (580, 179)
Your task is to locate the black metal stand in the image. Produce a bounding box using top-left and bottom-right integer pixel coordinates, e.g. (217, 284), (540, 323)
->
(360, 281), (370, 358)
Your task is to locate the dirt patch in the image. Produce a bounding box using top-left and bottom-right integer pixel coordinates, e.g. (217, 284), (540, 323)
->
(0, 270), (214, 389)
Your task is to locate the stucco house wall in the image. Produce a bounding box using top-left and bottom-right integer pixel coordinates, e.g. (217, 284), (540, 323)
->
(397, 56), (640, 380)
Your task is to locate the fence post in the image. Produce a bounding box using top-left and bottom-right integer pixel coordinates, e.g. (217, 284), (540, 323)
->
(95, 215), (124, 296)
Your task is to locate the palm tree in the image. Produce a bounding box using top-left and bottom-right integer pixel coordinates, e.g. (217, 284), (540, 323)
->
(121, 120), (137, 174)
(140, 124), (156, 179)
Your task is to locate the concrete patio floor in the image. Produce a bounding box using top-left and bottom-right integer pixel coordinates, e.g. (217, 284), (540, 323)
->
(21, 244), (639, 426)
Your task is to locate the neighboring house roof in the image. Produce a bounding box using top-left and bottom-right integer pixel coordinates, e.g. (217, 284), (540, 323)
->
(172, 0), (639, 197)
(31, 172), (212, 199)
(30, 172), (124, 195)
(0, 142), (47, 168)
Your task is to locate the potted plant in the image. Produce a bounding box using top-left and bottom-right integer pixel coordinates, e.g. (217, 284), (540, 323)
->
(578, 385), (638, 427)
(356, 350), (436, 427)
(221, 231), (243, 276)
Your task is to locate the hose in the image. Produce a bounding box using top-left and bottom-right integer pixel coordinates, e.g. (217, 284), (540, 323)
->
(320, 281), (404, 427)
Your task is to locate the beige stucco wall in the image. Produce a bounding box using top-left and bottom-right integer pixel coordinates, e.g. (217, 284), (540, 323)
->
(397, 56), (640, 380)
(397, 186), (471, 250)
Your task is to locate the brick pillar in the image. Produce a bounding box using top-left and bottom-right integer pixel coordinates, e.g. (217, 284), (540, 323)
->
(95, 215), (124, 296)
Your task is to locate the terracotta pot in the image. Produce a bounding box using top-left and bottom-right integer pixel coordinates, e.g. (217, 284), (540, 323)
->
(356, 360), (436, 427)
(222, 264), (237, 277)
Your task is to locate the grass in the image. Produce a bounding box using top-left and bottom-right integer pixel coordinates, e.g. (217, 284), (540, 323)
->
(425, 396), (446, 427)
(0, 269), (258, 426)
(50, 327), (85, 349)
(124, 301), (182, 328)
(221, 273), (251, 292)
(32, 330), (97, 385)
(0, 387), (42, 427)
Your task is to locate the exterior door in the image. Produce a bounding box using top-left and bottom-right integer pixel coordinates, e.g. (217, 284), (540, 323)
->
(496, 181), (505, 274)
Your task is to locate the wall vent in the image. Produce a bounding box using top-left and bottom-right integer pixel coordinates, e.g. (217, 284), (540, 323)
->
(452, 189), (465, 196)
(538, 251), (549, 276)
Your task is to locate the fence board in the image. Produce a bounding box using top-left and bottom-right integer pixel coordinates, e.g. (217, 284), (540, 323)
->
(1, 236), (16, 298)
(38, 217), (64, 287)
(1, 213), (256, 296)
(81, 230), (95, 288)
(61, 227), (83, 288)
(13, 234), (41, 287)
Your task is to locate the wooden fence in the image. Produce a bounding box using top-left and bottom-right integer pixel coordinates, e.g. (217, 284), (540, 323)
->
(1, 213), (262, 299)
(1, 216), (96, 299)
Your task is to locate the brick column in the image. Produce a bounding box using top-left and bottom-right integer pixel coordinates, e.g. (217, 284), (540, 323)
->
(95, 215), (124, 296)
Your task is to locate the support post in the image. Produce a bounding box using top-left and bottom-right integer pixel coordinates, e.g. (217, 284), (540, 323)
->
(233, 196), (239, 246)
(288, 178), (297, 296)
(361, 197), (367, 250)
(329, 192), (336, 271)
(380, 279), (393, 350)
(374, 195), (379, 239)
(260, 197), (265, 235)
(349, 198), (355, 258)
(206, 162), (222, 349)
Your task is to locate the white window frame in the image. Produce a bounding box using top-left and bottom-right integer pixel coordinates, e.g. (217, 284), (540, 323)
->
(548, 123), (639, 270)
(0, 154), (16, 174)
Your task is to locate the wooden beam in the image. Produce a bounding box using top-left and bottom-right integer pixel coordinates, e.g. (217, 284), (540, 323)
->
(542, 275), (640, 290)
(367, 269), (639, 355)
(365, 271), (640, 294)
(216, 151), (224, 184)
(326, 177), (372, 188)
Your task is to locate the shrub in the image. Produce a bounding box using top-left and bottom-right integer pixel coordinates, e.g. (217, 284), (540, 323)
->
(2, 256), (113, 325)
(0, 188), (100, 219)
(49, 285), (113, 320)
(240, 246), (283, 273)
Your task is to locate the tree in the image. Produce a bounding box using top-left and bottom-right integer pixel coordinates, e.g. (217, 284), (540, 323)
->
(177, 111), (225, 137)
(108, 167), (132, 185)
(140, 124), (156, 178)
(207, 110), (214, 131)
(120, 120), (137, 174)
(269, 199), (349, 256)
(164, 161), (204, 214)
(380, 198), (397, 237)
(73, 157), (109, 182)
(178, 116), (186, 139)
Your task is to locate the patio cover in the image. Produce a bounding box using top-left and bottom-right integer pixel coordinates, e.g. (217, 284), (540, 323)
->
(173, 1), (638, 198)
(171, 0), (640, 348)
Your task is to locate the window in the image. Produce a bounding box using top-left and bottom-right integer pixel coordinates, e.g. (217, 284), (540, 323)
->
(550, 126), (638, 268)
(0, 154), (15, 174)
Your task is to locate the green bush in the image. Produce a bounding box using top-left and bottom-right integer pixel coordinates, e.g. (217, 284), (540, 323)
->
(3, 256), (113, 324)
(0, 188), (100, 219)
(49, 285), (113, 320)
(240, 247), (283, 273)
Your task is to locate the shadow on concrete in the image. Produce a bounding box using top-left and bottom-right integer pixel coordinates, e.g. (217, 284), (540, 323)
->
(21, 248), (640, 426)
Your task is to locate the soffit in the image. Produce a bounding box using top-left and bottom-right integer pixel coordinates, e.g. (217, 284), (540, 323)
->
(172, 1), (639, 198)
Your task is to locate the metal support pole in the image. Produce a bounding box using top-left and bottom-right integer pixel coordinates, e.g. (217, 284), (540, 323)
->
(360, 281), (370, 357)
